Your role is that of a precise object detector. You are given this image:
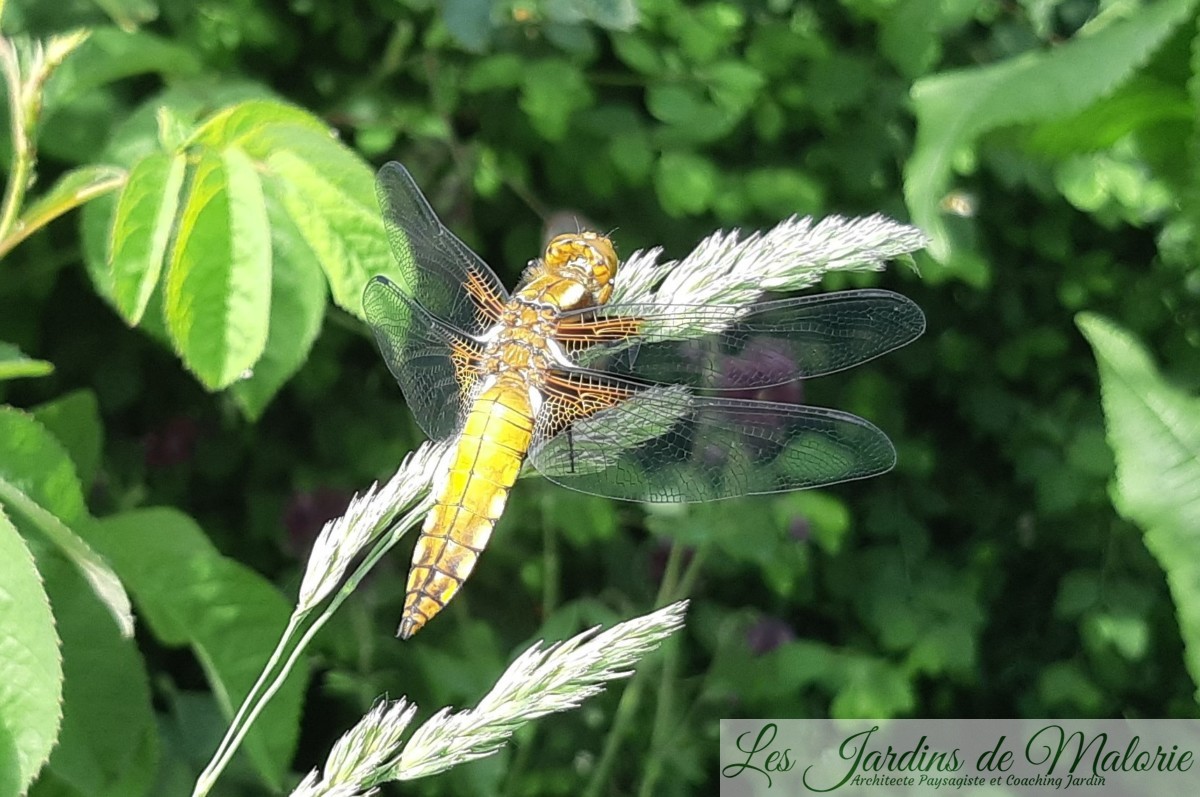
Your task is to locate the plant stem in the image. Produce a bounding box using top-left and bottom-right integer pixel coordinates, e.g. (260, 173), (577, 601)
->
(193, 612), (306, 796)
(0, 37), (31, 245)
(581, 537), (699, 797)
(542, 501), (559, 618)
(193, 502), (427, 796)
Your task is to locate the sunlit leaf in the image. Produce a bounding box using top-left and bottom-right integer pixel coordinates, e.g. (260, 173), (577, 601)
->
(0, 508), (63, 797)
(188, 99), (331, 154)
(108, 151), (186, 325)
(164, 147), (272, 390)
(262, 129), (393, 315)
(0, 342), (54, 381)
(229, 185), (327, 419)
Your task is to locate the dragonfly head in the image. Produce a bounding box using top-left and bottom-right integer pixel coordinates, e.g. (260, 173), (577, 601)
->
(543, 232), (619, 305)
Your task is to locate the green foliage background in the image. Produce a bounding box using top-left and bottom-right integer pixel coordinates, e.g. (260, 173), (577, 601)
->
(2, 0), (1200, 794)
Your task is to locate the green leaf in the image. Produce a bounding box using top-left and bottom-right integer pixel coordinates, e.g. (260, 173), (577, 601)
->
(0, 508), (63, 797)
(80, 508), (308, 789)
(654, 150), (718, 216)
(612, 32), (664, 75)
(229, 184), (328, 419)
(0, 407), (88, 526)
(0, 408), (134, 638)
(1078, 313), (1200, 696)
(90, 0), (158, 30)
(464, 54), (525, 92)
(188, 99), (331, 154)
(45, 27), (203, 108)
(442, 0), (495, 53)
(701, 61), (765, 118)
(879, 0), (976, 79)
(744, 168), (823, 217)
(831, 655), (915, 719)
(30, 391), (104, 492)
(38, 552), (156, 797)
(520, 59), (594, 141)
(164, 147), (272, 390)
(905, 0), (1197, 265)
(646, 83), (736, 144)
(108, 151), (187, 325)
(1028, 76), (1192, 157)
(261, 130), (394, 315)
(4, 165), (126, 259)
(0, 342), (54, 381)
(545, 0), (639, 30)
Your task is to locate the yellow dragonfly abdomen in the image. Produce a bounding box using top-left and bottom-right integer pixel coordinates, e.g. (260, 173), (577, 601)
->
(399, 377), (535, 639)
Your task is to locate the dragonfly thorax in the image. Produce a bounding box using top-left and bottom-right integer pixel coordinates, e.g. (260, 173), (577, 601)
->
(477, 301), (559, 387)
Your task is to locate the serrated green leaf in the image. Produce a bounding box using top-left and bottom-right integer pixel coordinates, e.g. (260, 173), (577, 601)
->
(30, 391), (104, 492)
(189, 99), (331, 154)
(165, 147), (272, 390)
(0, 407), (88, 525)
(229, 184), (328, 419)
(654, 150), (718, 216)
(38, 553), (156, 797)
(905, 0), (1197, 265)
(1078, 312), (1200, 696)
(0, 341), (54, 381)
(108, 152), (186, 325)
(0, 508), (63, 797)
(0, 408), (133, 638)
(80, 508), (308, 790)
(262, 132), (394, 315)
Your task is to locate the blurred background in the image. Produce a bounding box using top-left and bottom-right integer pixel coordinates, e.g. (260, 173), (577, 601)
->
(1, 0), (1198, 795)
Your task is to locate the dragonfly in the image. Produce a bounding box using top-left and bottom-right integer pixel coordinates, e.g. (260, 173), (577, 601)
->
(363, 162), (925, 639)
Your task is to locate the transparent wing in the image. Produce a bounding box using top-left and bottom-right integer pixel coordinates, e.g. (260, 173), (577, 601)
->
(526, 371), (896, 503)
(558, 289), (925, 390)
(377, 162), (509, 334)
(363, 275), (483, 440)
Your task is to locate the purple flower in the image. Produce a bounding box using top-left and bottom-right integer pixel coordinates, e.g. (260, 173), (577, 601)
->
(142, 416), (200, 468)
(284, 487), (354, 558)
(745, 616), (796, 656)
(718, 339), (805, 406)
(788, 515), (811, 543)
